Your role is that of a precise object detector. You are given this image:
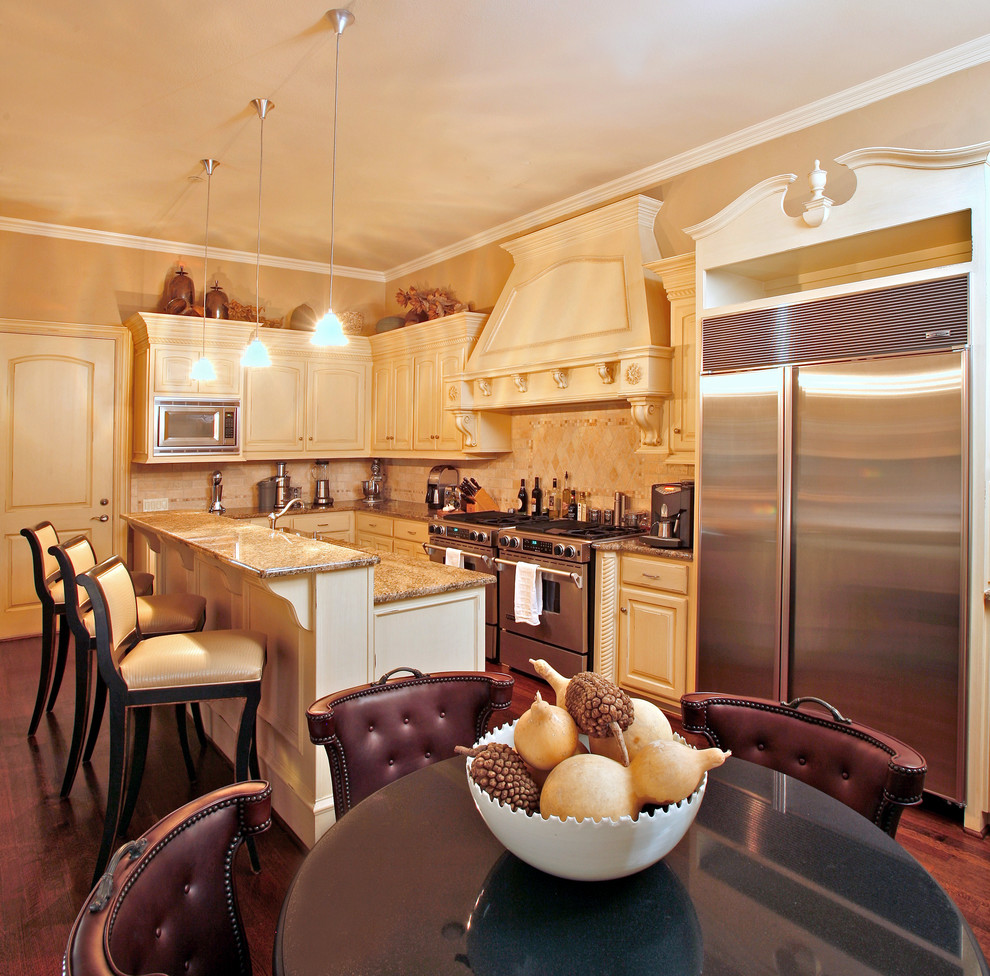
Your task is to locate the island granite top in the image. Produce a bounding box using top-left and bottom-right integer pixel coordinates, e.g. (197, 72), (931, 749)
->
(124, 511), (495, 602)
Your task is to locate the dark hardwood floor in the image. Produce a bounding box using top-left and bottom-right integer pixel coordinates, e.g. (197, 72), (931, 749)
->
(3, 639), (989, 973)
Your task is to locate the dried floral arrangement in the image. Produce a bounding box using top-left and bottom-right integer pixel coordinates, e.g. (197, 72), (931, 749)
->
(226, 299), (283, 329)
(395, 285), (468, 323)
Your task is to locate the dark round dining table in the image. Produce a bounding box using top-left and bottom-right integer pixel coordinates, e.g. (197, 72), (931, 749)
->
(273, 756), (988, 976)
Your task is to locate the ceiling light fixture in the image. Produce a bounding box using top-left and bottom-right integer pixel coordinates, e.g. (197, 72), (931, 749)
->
(190, 158), (219, 382)
(242, 98), (274, 368)
(311, 8), (354, 347)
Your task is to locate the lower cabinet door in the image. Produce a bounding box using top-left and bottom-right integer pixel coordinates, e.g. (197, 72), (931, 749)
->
(617, 585), (688, 708)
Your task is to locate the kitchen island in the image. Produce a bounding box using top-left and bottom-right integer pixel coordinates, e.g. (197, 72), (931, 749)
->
(123, 512), (494, 845)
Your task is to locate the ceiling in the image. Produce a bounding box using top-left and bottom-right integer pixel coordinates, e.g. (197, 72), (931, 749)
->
(3, 0), (990, 276)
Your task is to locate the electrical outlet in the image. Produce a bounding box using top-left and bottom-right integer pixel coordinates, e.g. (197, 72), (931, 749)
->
(143, 498), (168, 512)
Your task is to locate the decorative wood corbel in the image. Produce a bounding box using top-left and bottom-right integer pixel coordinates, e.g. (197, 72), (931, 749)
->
(453, 411), (478, 448)
(552, 368), (568, 389)
(512, 373), (528, 393)
(596, 362), (615, 384)
(628, 395), (668, 452)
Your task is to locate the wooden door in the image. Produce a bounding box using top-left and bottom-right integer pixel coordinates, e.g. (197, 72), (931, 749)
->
(0, 332), (119, 638)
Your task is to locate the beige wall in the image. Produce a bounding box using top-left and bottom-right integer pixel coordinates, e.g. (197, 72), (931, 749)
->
(0, 231), (384, 329)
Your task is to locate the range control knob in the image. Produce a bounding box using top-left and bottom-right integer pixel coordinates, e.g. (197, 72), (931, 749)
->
(469, 530), (479, 542)
(477, 531), (489, 544)
(553, 543), (564, 557)
(501, 535), (519, 549)
(428, 523), (437, 534)
(562, 545), (577, 559)
(435, 524), (446, 536)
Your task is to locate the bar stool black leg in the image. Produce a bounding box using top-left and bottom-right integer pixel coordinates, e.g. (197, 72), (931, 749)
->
(174, 705), (197, 781)
(91, 700), (129, 887)
(28, 608), (56, 736)
(46, 612), (70, 712)
(237, 689), (262, 873)
(82, 677), (108, 763)
(118, 706), (151, 836)
(190, 702), (208, 747)
(60, 633), (95, 797)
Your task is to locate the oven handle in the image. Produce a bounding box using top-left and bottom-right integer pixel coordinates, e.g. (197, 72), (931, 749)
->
(423, 543), (494, 569)
(494, 557), (584, 590)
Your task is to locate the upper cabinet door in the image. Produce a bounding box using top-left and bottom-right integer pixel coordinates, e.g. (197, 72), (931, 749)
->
(243, 360), (305, 452)
(412, 353), (438, 451)
(153, 347), (241, 396)
(307, 362), (368, 453)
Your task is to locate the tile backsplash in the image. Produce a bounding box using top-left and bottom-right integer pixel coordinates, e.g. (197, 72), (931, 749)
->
(129, 403), (692, 515)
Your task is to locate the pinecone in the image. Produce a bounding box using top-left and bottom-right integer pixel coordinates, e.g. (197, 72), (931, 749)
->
(564, 672), (635, 738)
(464, 742), (541, 814)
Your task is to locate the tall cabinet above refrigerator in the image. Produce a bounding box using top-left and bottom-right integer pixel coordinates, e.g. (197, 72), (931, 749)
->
(686, 145), (990, 812)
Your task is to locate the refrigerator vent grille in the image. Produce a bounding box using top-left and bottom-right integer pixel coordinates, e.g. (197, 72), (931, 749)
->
(701, 274), (968, 373)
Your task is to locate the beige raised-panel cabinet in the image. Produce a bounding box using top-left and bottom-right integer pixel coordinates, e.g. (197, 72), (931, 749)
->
(0, 322), (129, 639)
(648, 254), (697, 463)
(371, 359), (413, 453)
(306, 362), (367, 454)
(153, 346), (241, 396)
(355, 511), (394, 552)
(391, 517), (429, 560)
(243, 358), (306, 453)
(412, 350), (463, 453)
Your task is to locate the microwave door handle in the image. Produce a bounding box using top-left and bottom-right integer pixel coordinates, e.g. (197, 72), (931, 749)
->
(214, 411), (220, 440)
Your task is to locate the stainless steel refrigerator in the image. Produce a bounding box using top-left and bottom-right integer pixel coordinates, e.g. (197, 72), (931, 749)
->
(698, 346), (968, 802)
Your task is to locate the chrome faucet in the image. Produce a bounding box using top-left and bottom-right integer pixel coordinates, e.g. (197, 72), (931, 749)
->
(269, 497), (304, 529)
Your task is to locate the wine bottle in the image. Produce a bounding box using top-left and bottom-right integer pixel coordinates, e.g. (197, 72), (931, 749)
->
(566, 488), (577, 520)
(517, 478), (528, 515)
(531, 477), (543, 517)
(548, 478), (559, 519)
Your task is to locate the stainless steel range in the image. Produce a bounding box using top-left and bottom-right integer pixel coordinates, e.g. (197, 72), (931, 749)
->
(496, 519), (640, 680)
(426, 511), (534, 662)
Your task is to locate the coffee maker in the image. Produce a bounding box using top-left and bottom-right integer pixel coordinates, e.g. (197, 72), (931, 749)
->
(426, 465), (459, 510)
(645, 481), (694, 549)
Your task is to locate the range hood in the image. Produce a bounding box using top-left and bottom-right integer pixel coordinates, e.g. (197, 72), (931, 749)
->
(453, 195), (675, 451)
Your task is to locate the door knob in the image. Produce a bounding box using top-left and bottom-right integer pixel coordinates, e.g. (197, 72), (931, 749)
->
(92, 514), (109, 522)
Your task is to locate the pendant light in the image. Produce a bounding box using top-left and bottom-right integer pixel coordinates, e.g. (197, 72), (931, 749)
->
(311, 8), (354, 347)
(190, 158), (219, 381)
(241, 98), (274, 368)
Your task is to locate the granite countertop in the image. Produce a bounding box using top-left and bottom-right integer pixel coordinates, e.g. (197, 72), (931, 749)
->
(349, 546), (496, 606)
(593, 535), (693, 560)
(123, 511), (379, 579)
(221, 499), (436, 523)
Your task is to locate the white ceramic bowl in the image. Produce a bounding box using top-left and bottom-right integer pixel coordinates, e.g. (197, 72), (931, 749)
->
(465, 721), (706, 881)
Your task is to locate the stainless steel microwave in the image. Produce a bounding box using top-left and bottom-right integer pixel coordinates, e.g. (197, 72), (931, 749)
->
(154, 397), (240, 455)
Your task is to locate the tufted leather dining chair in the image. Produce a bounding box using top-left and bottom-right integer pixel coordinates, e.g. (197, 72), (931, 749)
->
(78, 555), (267, 886)
(64, 780), (271, 976)
(680, 692), (927, 838)
(20, 521), (153, 737)
(49, 536), (211, 798)
(307, 667), (514, 819)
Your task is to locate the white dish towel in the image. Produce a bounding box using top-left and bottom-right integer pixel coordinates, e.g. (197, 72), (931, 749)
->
(514, 561), (543, 626)
(444, 547), (464, 568)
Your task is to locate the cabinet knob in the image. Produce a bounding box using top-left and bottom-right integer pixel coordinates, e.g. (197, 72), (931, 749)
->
(308, 435), (313, 441)
(92, 514), (109, 523)
(298, 436), (303, 441)
(619, 606), (628, 614)
(673, 427), (681, 434)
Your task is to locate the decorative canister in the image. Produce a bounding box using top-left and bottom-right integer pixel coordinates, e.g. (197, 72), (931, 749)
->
(164, 266), (195, 312)
(205, 281), (228, 319)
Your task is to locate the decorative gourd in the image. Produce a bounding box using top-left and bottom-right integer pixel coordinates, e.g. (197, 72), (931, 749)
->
(540, 739), (730, 822)
(589, 697), (673, 763)
(513, 692), (580, 771)
(530, 658), (569, 704)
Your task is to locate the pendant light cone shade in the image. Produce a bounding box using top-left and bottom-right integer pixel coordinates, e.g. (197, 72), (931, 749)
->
(193, 158), (219, 381)
(242, 99), (273, 367)
(313, 9), (354, 347)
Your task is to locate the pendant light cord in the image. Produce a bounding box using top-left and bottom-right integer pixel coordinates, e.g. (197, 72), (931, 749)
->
(255, 113), (265, 340)
(328, 26), (342, 313)
(201, 160), (216, 360)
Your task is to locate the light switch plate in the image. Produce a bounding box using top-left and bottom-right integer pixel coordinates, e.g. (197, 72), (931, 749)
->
(143, 498), (168, 511)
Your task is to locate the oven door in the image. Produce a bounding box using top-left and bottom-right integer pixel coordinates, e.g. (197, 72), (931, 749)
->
(426, 542), (498, 660)
(497, 555), (589, 679)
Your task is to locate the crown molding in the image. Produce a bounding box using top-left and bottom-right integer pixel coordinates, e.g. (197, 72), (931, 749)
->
(0, 216), (385, 282)
(384, 33), (990, 279)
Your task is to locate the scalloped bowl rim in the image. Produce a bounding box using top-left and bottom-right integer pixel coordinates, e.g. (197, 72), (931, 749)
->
(466, 720), (706, 881)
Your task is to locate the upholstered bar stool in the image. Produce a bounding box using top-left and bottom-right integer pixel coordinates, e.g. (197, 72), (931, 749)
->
(77, 555), (267, 886)
(49, 536), (210, 798)
(20, 522), (153, 737)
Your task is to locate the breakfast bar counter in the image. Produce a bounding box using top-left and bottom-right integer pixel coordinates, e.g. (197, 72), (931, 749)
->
(123, 511), (492, 845)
